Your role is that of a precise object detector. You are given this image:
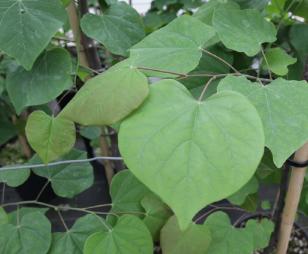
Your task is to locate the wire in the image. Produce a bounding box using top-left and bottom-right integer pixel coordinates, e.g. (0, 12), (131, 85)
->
(0, 156), (123, 172)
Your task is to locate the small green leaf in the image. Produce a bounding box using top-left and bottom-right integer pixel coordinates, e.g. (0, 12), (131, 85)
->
(119, 79), (265, 229)
(130, 15), (216, 77)
(6, 48), (72, 114)
(161, 215), (211, 254)
(0, 207), (8, 225)
(0, 211), (51, 254)
(218, 76), (308, 167)
(8, 207), (49, 225)
(213, 8), (276, 56)
(110, 170), (151, 213)
(141, 194), (172, 240)
(31, 149), (94, 198)
(0, 168), (30, 187)
(0, 0), (66, 70)
(81, 2), (145, 56)
(205, 212), (253, 254)
(26, 111), (76, 164)
(60, 61), (149, 126)
(263, 47), (297, 76)
(84, 215), (153, 254)
(50, 214), (105, 254)
(244, 219), (274, 250)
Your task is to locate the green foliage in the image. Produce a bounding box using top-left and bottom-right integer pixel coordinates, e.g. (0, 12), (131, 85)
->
(6, 48), (72, 114)
(213, 8), (276, 56)
(49, 214), (104, 254)
(84, 215), (153, 254)
(31, 149), (94, 198)
(81, 2), (145, 56)
(204, 212), (274, 253)
(0, 0), (66, 70)
(0, 210), (51, 254)
(26, 111), (76, 163)
(263, 47), (297, 76)
(119, 79), (265, 229)
(218, 76), (308, 167)
(60, 61), (149, 126)
(161, 215), (212, 254)
(0, 0), (307, 252)
(130, 15), (216, 77)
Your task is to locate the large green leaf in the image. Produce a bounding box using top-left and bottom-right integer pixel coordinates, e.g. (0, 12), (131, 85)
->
(233, 0), (270, 10)
(84, 215), (153, 254)
(110, 170), (151, 213)
(0, 0), (66, 70)
(160, 215), (211, 254)
(0, 211), (51, 254)
(213, 8), (276, 56)
(218, 76), (308, 167)
(31, 149), (94, 198)
(50, 214), (105, 254)
(129, 15), (216, 77)
(263, 47), (297, 76)
(119, 79), (265, 229)
(81, 2), (145, 56)
(26, 111), (76, 164)
(6, 48), (72, 114)
(60, 61), (149, 126)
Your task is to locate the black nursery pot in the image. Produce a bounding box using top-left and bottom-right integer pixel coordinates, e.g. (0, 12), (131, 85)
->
(234, 212), (308, 254)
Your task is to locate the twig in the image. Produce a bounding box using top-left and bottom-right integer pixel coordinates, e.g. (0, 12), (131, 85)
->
(57, 210), (69, 231)
(201, 48), (240, 74)
(198, 76), (217, 101)
(35, 180), (50, 201)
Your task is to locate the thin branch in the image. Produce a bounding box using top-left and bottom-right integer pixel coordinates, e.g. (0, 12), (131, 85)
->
(137, 66), (188, 77)
(0, 156), (123, 172)
(198, 76), (217, 101)
(201, 48), (240, 74)
(57, 210), (69, 231)
(35, 180), (50, 201)
(261, 47), (273, 80)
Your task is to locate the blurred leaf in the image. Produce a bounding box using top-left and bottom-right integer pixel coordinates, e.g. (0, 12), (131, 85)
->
(161, 215), (212, 254)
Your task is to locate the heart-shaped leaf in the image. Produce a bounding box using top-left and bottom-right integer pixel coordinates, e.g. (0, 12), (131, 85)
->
(119, 79), (265, 229)
(0, 211), (51, 254)
(0, 168), (30, 187)
(263, 47), (297, 76)
(31, 149), (93, 198)
(26, 111), (76, 164)
(213, 8), (276, 56)
(81, 2), (145, 56)
(60, 61), (149, 126)
(130, 15), (216, 77)
(218, 76), (308, 167)
(0, 0), (66, 70)
(161, 215), (211, 254)
(206, 212), (246, 253)
(50, 214), (105, 254)
(84, 215), (153, 254)
(6, 48), (72, 114)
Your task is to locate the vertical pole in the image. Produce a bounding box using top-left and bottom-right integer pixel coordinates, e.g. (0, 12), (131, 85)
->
(276, 142), (308, 253)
